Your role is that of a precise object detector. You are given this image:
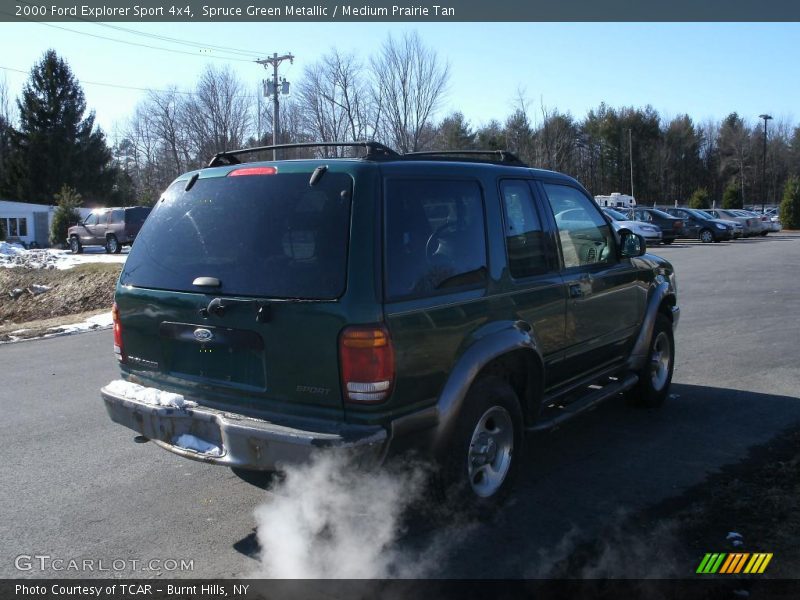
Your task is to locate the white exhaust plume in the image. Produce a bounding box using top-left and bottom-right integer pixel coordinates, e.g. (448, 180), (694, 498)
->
(253, 452), (452, 578)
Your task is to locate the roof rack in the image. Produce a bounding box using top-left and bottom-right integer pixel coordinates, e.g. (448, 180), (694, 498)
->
(401, 150), (528, 167)
(207, 141), (399, 167)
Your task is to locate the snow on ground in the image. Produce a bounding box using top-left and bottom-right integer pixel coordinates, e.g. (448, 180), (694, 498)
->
(0, 243), (128, 270)
(105, 379), (196, 409)
(1, 311), (114, 344)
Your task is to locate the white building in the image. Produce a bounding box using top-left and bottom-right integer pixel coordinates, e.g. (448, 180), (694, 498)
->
(0, 200), (56, 247)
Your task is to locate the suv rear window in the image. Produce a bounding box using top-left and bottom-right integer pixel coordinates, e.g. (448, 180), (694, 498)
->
(123, 207), (150, 226)
(385, 179), (486, 300)
(120, 172), (352, 299)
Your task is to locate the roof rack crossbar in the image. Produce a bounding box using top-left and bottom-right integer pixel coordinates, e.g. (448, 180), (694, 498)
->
(401, 150), (527, 166)
(207, 141), (399, 167)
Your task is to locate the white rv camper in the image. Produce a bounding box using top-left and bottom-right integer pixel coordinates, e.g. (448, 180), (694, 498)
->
(594, 192), (636, 209)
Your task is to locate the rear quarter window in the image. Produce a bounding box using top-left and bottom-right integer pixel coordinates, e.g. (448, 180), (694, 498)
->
(384, 178), (487, 301)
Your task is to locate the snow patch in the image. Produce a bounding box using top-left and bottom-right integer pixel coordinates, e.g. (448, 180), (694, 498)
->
(0, 241), (26, 256)
(105, 379), (196, 409)
(49, 311), (113, 334)
(0, 245), (128, 270)
(173, 433), (222, 457)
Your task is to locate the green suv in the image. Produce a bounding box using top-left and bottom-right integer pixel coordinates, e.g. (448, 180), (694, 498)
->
(101, 142), (679, 507)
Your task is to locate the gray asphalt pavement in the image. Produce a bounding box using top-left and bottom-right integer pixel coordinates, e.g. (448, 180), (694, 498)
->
(2, 233), (799, 579)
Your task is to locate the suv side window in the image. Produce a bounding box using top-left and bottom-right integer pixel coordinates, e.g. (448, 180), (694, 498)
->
(385, 179), (486, 300)
(543, 183), (614, 269)
(83, 213), (98, 226)
(111, 209), (124, 224)
(500, 180), (548, 278)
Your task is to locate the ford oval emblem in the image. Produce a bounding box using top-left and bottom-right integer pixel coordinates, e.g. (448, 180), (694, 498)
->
(193, 328), (213, 342)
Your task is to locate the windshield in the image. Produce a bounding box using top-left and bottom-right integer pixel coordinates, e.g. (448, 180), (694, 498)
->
(603, 208), (627, 221)
(120, 171), (353, 299)
(647, 208), (674, 219)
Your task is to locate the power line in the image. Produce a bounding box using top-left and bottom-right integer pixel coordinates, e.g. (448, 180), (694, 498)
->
(0, 65), (263, 99)
(92, 23), (263, 58)
(13, 0), (264, 57)
(3, 13), (257, 63)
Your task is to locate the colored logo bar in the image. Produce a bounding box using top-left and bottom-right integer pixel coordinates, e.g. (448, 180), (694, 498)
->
(696, 553), (773, 574)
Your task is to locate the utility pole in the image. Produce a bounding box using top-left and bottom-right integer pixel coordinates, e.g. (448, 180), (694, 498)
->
(256, 52), (294, 160)
(758, 114), (772, 212)
(628, 128), (635, 200)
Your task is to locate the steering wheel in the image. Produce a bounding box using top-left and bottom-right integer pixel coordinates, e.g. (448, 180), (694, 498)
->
(425, 221), (458, 261)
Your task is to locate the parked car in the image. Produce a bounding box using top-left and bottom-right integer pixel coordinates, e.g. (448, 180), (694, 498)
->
(602, 208), (663, 244)
(622, 207), (685, 244)
(741, 210), (773, 236)
(697, 210), (743, 238)
(100, 143), (679, 509)
(67, 206), (152, 254)
(705, 209), (759, 237)
(663, 207), (735, 243)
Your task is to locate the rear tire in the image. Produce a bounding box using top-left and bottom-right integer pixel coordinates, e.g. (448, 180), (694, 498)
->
(627, 314), (674, 408)
(105, 235), (121, 254)
(69, 237), (83, 254)
(438, 376), (524, 515)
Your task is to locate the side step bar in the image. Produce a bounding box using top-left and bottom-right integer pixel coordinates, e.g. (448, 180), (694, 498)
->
(527, 373), (639, 433)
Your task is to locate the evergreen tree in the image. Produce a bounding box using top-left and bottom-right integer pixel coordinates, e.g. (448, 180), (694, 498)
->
(8, 50), (115, 204)
(50, 185), (82, 246)
(434, 112), (475, 151)
(780, 176), (800, 230)
(688, 187), (710, 209)
(721, 181), (742, 209)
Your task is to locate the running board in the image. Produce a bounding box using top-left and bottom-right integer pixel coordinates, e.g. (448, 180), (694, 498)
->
(527, 373), (639, 432)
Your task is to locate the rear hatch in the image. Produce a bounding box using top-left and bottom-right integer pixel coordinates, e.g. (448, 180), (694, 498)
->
(115, 166), (355, 419)
(123, 206), (152, 240)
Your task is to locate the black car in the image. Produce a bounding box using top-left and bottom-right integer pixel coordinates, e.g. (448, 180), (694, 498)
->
(623, 208), (685, 244)
(663, 207), (734, 243)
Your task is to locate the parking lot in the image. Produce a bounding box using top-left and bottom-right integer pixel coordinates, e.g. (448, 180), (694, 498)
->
(1, 232), (799, 579)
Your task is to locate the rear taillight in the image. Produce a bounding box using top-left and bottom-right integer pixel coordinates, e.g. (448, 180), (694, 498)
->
(339, 325), (395, 403)
(112, 302), (125, 362)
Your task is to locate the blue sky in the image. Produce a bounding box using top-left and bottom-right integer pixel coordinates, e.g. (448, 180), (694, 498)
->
(1, 22), (798, 141)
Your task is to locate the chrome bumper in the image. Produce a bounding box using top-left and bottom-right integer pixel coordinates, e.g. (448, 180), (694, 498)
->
(101, 385), (388, 470)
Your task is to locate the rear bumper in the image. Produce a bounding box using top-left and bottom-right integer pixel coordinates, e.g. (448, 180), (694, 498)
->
(101, 384), (388, 470)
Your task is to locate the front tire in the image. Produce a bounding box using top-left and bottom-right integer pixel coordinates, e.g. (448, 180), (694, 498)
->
(699, 229), (714, 243)
(69, 237), (83, 254)
(439, 376), (523, 513)
(627, 314), (674, 408)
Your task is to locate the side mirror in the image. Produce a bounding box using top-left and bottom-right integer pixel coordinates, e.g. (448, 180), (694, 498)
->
(620, 231), (647, 257)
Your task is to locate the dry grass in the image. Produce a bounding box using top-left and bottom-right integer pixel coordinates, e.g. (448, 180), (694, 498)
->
(0, 263), (120, 327)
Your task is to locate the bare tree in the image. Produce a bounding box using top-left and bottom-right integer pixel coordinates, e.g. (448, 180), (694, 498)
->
(146, 88), (193, 174)
(718, 113), (752, 204)
(370, 31), (449, 152)
(183, 65), (254, 160)
(297, 49), (375, 156)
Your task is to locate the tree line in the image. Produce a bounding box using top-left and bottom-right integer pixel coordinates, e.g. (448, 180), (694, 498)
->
(1, 35), (799, 218)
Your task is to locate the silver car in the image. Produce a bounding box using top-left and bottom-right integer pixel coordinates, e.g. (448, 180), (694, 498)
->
(705, 209), (759, 237)
(603, 208), (663, 244)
